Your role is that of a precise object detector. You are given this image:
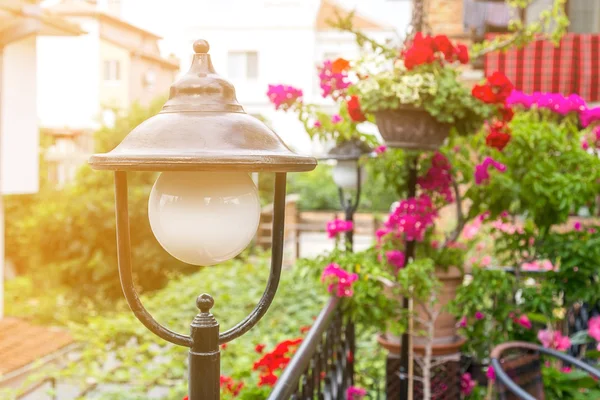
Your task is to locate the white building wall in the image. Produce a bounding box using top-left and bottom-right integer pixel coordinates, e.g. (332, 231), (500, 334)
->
(0, 36), (40, 319)
(37, 18), (101, 130)
(1, 36), (39, 196)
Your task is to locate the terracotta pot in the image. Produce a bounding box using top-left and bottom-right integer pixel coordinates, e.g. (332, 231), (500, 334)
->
(374, 107), (450, 151)
(380, 267), (464, 350)
(421, 266), (464, 343)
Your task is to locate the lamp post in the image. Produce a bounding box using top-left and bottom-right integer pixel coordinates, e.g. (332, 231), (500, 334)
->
(323, 139), (371, 252)
(89, 40), (316, 400)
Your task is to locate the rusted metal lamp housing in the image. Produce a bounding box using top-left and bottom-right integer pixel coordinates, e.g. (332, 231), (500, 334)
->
(89, 40), (316, 400)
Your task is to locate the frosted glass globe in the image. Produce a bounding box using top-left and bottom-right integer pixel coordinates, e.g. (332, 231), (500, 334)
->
(332, 160), (365, 190)
(148, 171), (260, 266)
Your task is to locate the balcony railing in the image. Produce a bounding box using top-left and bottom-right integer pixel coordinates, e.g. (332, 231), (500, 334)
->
(268, 297), (355, 400)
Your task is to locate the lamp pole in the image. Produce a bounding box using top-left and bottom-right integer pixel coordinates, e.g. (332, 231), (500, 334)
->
(337, 166), (361, 253)
(91, 40), (316, 400)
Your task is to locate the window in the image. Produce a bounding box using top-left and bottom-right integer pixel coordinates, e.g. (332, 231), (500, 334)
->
(227, 51), (259, 80)
(143, 69), (157, 89)
(568, 0), (600, 33)
(103, 60), (120, 81)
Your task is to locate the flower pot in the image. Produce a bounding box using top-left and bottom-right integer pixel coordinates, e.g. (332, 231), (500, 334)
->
(379, 266), (465, 350)
(374, 107), (450, 151)
(420, 266), (464, 343)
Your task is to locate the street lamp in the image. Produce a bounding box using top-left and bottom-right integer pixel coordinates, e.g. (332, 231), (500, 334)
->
(89, 40), (316, 400)
(322, 139), (371, 251)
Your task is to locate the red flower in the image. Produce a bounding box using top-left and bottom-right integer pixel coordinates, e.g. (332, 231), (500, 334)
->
(413, 32), (434, 49)
(487, 71), (514, 102)
(347, 95), (367, 122)
(404, 45), (435, 70)
(472, 84), (497, 104)
(220, 376), (233, 387)
(500, 106), (514, 122)
(258, 373), (278, 387)
(456, 44), (469, 64)
(472, 72), (514, 104)
(433, 35), (454, 60)
(347, 350), (354, 363)
(486, 131), (511, 151)
(485, 121), (511, 151)
(220, 343), (227, 350)
(300, 325), (311, 333)
(255, 343), (266, 353)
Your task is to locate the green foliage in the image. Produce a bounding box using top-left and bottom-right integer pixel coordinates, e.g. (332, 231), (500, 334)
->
(2, 256), (387, 400)
(287, 164), (398, 212)
(542, 365), (600, 399)
(463, 111), (600, 232)
(536, 229), (600, 304)
(4, 99), (200, 303)
(2, 257), (325, 399)
(451, 268), (529, 359)
(296, 248), (397, 332)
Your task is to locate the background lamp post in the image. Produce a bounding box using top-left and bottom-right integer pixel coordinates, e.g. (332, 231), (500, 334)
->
(322, 139), (371, 252)
(88, 39), (316, 400)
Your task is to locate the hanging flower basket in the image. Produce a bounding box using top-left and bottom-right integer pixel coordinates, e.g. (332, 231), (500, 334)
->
(374, 106), (451, 151)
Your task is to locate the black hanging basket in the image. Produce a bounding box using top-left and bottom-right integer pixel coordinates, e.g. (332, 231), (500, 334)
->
(374, 106), (450, 151)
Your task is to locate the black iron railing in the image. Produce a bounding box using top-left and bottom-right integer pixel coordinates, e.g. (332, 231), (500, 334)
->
(268, 297), (355, 400)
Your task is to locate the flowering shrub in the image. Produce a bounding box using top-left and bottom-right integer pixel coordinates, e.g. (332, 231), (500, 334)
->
(266, 58), (377, 146)
(321, 263), (359, 297)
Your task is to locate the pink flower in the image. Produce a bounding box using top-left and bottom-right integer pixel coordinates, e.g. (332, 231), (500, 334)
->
(319, 60), (352, 100)
(461, 373), (476, 395)
(384, 195), (437, 242)
(588, 316), (600, 341)
(385, 250), (406, 271)
(458, 316), (467, 328)
(475, 157), (506, 185)
(581, 106), (600, 127)
(516, 315), (532, 330)
(375, 145), (387, 155)
(375, 228), (390, 243)
(480, 255), (492, 266)
(346, 386), (367, 400)
(267, 84), (303, 110)
(331, 114), (343, 124)
(326, 219), (354, 239)
(561, 366), (572, 373)
(522, 260), (556, 272)
(574, 222), (582, 231)
(486, 366), (496, 381)
(462, 218), (482, 240)
(475, 311), (484, 320)
(538, 329), (571, 351)
(583, 140), (590, 150)
(417, 152), (453, 203)
(313, 121), (322, 128)
(321, 263), (358, 298)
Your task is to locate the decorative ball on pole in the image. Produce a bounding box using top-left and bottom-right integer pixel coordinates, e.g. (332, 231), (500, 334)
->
(89, 39), (316, 400)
